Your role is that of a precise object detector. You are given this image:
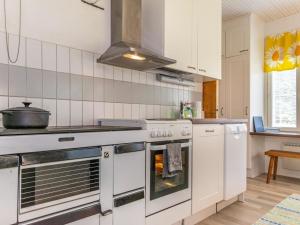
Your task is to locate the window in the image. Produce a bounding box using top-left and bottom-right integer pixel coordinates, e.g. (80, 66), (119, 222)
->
(269, 69), (297, 129)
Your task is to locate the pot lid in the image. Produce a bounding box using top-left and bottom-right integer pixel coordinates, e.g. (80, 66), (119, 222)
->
(3, 102), (50, 113)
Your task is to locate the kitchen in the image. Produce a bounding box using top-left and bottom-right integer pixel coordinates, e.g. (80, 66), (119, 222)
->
(0, 0), (300, 225)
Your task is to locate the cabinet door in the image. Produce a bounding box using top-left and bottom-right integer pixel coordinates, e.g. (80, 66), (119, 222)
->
(226, 54), (249, 119)
(192, 125), (224, 214)
(196, 0), (222, 79)
(218, 59), (227, 118)
(225, 26), (249, 58)
(164, 0), (196, 73)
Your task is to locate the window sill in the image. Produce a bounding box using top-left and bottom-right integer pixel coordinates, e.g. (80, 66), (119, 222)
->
(250, 131), (300, 138)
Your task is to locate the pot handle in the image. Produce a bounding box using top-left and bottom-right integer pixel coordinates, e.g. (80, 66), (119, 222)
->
(22, 102), (32, 107)
(0, 111), (13, 116)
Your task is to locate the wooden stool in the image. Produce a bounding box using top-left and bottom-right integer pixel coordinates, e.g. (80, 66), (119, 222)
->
(265, 150), (300, 184)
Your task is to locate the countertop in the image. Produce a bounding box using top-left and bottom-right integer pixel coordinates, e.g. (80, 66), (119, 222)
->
(250, 131), (300, 138)
(0, 125), (142, 136)
(192, 119), (248, 125)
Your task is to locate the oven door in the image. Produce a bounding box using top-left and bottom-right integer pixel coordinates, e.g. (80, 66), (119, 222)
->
(146, 140), (192, 216)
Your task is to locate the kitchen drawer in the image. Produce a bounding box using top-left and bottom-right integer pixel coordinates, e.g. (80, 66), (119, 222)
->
(113, 190), (145, 225)
(114, 143), (145, 195)
(193, 124), (224, 137)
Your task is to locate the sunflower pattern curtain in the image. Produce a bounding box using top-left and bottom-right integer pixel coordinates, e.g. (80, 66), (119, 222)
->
(264, 31), (300, 72)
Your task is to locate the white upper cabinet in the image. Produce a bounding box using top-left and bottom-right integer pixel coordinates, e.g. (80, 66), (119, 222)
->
(225, 54), (249, 119)
(142, 0), (222, 78)
(164, 0), (197, 73)
(225, 25), (250, 58)
(195, 0), (222, 79)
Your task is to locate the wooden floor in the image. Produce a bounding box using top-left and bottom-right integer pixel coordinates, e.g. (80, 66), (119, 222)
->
(197, 174), (300, 225)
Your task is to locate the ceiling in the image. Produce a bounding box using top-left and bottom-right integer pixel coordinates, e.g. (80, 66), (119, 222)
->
(222, 0), (300, 22)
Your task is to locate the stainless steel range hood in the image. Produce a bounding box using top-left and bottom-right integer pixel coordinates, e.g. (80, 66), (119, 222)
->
(98, 0), (176, 71)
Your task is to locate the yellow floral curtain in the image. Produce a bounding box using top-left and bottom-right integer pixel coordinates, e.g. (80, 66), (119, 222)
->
(264, 31), (300, 72)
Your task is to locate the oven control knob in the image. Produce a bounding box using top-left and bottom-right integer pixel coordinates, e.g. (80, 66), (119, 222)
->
(163, 130), (168, 137)
(157, 130), (163, 137)
(151, 130), (158, 138)
(168, 130), (173, 137)
(182, 130), (187, 136)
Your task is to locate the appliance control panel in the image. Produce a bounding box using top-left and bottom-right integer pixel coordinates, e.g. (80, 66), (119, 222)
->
(147, 122), (192, 141)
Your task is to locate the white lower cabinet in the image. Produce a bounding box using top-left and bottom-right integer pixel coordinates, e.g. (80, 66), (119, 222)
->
(192, 125), (224, 214)
(0, 157), (18, 225)
(113, 190), (145, 225)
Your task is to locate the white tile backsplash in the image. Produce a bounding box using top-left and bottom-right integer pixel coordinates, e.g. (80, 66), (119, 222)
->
(70, 48), (82, 75)
(122, 69), (132, 82)
(42, 42), (56, 71)
(57, 100), (70, 126)
(43, 99), (57, 127)
(9, 97), (26, 108)
(71, 101), (83, 125)
(26, 38), (42, 69)
(8, 34), (26, 67)
(0, 32), (203, 127)
(57, 45), (70, 73)
(82, 51), (94, 76)
(113, 67), (123, 81)
(114, 103), (123, 119)
(132, 104), (140, 119)
(131, 71), (140, 83)
(123, 104), (132, 119)
(104, 102), (114, 118)
(0, 32), (8, 64)
(94, 55), (104, 78)
(94, 101), (105, 123)
(83, 101), (94, 125)
(139, 104), (146, 119)
(139, 72), (147, 84)
(104, 64), (113, 79)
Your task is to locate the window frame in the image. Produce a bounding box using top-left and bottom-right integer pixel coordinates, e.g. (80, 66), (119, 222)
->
(267, 69), (300, 131)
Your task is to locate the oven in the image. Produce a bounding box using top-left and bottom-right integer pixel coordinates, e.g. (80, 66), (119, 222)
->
(146, 140), (192, 216)
(18, 147), (112, 225)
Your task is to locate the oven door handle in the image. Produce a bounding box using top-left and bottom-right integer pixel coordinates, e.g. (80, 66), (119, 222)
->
(150, 142), (191, 151)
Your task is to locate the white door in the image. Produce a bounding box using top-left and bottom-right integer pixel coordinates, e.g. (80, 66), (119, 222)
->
(196, 0), (222, 79)
(218, 59), (227, 118)
(192, 125), (224, 214)
(226, 54), (249, 119)
(164, 0), (196, 73)
(225, 26), (249, 58)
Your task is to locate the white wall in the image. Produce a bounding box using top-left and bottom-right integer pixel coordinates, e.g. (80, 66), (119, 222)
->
(265, 11), (300, 35)
(0, 0), (110, 53)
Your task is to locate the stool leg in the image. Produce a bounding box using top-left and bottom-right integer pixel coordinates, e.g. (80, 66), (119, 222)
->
(273, 157), (278, 180)
(267, 157), (275, 184)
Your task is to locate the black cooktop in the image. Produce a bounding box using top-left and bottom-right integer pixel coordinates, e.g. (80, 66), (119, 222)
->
(0, 125), (142, 136)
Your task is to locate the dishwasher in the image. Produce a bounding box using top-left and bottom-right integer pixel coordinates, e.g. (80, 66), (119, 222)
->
(113, 142), (146, 225)
(224, 124), (247, 200)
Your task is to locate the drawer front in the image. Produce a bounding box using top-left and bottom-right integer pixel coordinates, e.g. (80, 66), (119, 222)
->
(193, 124), (224, 137)
(114, 151), (145, 195)
(113, 191), (145, 225)
(0, 167), (18, 225)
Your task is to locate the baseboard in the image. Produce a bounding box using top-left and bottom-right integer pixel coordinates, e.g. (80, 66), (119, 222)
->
(247, 167), (264, 178)
(183, 204), (216, 225)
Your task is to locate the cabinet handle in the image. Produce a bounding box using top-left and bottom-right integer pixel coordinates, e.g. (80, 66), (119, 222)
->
(187, 66), (196, 70)
(221, 107), (224, 116)
(199, 68), (207, 73)
(205, 129), (215, 133)
(240, 49), (248, 53)
(245, 106), (248, 116)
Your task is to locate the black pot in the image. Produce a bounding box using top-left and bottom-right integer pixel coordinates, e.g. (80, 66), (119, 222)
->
(0, 102), (51, 129)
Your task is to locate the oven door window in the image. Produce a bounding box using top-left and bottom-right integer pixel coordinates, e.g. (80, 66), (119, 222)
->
(150, 146), (189, 200)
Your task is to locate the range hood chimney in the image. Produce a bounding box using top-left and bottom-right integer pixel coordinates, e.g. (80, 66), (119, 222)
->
(98, 0), (176, 71)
